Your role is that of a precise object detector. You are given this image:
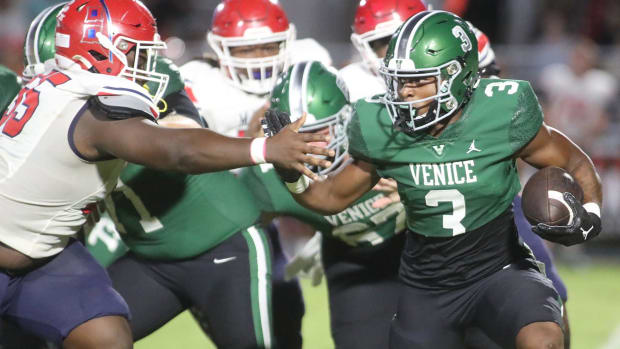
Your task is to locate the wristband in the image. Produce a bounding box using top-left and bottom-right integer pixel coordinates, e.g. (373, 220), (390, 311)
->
(250, 137), (267, 164)
(285, 175), (310, 194)
(583, 202), (601, 218)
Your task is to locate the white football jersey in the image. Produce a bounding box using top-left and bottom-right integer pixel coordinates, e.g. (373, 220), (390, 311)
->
(181, 39), (333, 137)
(0, 63), (156, 258)
(181, 61), (266, 138)
(338, 62), (386, 103)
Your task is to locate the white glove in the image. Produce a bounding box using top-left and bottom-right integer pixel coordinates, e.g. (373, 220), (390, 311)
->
(284, 232), (323, 286)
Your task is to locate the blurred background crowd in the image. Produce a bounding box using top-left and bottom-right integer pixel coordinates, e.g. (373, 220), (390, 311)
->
(1, 0), (619, 258)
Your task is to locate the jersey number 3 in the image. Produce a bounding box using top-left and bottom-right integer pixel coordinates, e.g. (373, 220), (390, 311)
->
(0, 71), (71, 137)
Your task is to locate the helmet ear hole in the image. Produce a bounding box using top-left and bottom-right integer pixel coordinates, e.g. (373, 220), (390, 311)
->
(88, 50), (108, 61)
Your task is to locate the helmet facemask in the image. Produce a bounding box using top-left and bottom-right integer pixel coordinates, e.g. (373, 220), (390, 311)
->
(102, 34), (169, 104)
(380, 59), (467, 134)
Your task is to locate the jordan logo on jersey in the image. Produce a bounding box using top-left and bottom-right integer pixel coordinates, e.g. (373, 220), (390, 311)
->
(467, 139), (481, 153)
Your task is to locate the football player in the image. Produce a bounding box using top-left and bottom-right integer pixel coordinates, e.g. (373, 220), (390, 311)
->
(265, 11), (602, 349)
(19, 3), (277, 348)
(180, 1), (332, 347)
(240, 60), (407, 348)
(0, 0), (332, 348)
(343, 1), (572, 344)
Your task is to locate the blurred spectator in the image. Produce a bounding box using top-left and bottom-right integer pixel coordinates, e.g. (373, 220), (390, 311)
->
(0, 0), (26, 73)
(538, 37), (617, 155)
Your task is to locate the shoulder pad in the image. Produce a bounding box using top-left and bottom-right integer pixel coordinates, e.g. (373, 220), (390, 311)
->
(89, 92), (159, 122)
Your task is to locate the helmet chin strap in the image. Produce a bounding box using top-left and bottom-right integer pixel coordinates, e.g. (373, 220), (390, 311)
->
(395, 100), (439, 135)
(412, 100), (439, 129)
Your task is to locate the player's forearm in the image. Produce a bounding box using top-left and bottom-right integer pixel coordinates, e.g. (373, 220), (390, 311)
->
(566, 152), (602, 207)
(291, 180), (354, 215)
(170, 128), (256, 173)
(549, 128), (603, 206)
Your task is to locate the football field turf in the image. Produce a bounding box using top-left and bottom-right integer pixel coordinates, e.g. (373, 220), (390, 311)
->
(136, 261), (620, 349)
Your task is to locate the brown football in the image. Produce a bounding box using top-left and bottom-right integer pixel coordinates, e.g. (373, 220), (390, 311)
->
(521, 167), (584, 226)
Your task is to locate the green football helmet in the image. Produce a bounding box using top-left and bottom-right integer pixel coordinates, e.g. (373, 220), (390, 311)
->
(23, 2), (67, 80)
(379, 10), (479, 134)
(271, 60), (351, 176)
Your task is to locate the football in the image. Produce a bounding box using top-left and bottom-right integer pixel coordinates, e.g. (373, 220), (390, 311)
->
(521, 166), (584, 226)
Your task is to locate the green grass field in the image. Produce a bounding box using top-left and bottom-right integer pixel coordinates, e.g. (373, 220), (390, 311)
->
(136, 261), (620, 349)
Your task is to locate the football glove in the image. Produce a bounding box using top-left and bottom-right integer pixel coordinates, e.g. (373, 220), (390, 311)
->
(261, 108), (302, 183)
(284, 232), (323, 286)
(532, 192), (602, 246)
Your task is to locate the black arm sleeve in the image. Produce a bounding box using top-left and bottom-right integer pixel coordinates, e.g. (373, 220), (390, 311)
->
(160, 90), (207, 128)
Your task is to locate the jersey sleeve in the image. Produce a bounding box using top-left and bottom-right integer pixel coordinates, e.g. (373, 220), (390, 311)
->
(346, 100), (374, 163)
(509, 81), (544, 153)
(0, 65), (21, 114)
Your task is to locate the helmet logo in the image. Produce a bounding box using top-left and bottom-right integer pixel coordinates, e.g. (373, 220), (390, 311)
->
(451, 26), (472, 52)
(82, 6), (105, 44)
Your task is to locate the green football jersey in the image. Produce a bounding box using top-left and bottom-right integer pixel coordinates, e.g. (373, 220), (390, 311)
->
(86, 213), (129, 267)
(347, 79), (543, 237)
(0, 65), (21, 114)
(239, 164), (405, 247)
(102, 164), (261, 260)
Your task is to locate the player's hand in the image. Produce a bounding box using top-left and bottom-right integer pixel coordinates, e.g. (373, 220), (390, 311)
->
(284, 232), (324, 286)
(263, 109), (334, 182)
(532, 192), (601, 246)
(371, 178), (401, 209)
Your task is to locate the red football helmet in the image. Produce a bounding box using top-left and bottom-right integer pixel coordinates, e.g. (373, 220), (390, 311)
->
(351, 0), (427, 74)
(207, 0), (296, 94)
(55, 0), (168, 102)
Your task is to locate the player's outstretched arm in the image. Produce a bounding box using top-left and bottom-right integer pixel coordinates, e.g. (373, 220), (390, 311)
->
(518, 122), (603, 245)
(291, 158), (380, 215)
(74, 106), (333, 177)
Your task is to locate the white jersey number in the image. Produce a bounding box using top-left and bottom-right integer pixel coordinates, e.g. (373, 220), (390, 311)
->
(425, 189), (466, 235)
(332, 202), (405, 246)
(484, 81), (519, 97)
(106, 180), (164, 234)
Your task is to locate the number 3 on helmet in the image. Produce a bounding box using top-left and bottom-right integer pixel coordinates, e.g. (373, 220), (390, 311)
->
(380, 11), (479, 134)
(54, 0), (169, 103)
